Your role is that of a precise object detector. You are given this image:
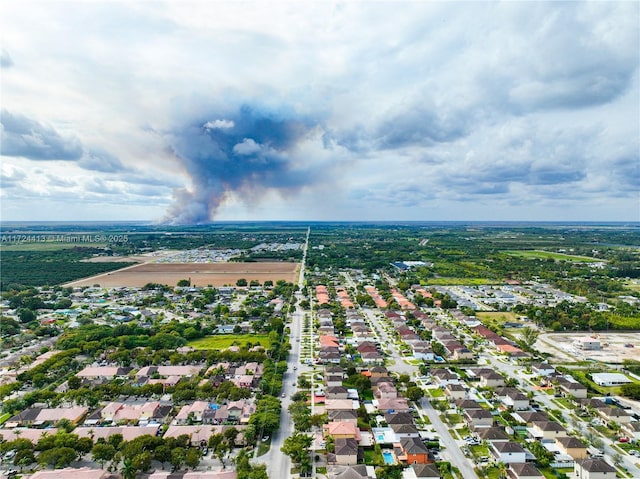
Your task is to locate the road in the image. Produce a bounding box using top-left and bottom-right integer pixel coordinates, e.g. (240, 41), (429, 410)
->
(418, 397), (479, 479)
(258, 227), (310, 478)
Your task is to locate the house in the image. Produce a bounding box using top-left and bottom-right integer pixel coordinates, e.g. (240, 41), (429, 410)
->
(389, 423), (420, 439)
(591, 373), (632, 387)
(477, 427), (510, 442)
(361, 351), (384, 364)
(376, 397), (411, 413)
(444, 383), (466, 400)
(325, 399), (359, 411)
(451, 347), (474, 360)
(175, 401), (211, 424)
(531, 363), (555, 377)
(333, 437), (359, 465)
(455, 399), (483, 411)
(324, 421), (361, 440)
(374, 382), (398, 400)
(557, 378), (588, 399)
(397, 437), (432, 465)
(369, 366), (388, 378)
(490, 441), (526, 464)
(529, 421), (567, 440)
(512, 411), (550, 425)
(327, 386), (350, 400)
(385, 412), (415, 425)
(430, 369), (459, 386)
(574, 458), (616, 479)
(508, 463), (544, 479)
(327, 465), (376, 479)
(621, 421), (640, 441)
(329, 410), (359, 424)
(501, 389), (530, 410)
(556, 436), (588, 459)
(76, 366), (133, 380)
(463, 408), (493, 429)
(596, 407), (632, 425)
(326, 375), (346, 387)
(478, 370), (505, 388)
(7, 406), (88, 428)
(404, 464), (441, 478)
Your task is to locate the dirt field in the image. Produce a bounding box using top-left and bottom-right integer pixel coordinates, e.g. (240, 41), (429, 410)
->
(538, 332), (640, 363)
(65, 262), (300, 288)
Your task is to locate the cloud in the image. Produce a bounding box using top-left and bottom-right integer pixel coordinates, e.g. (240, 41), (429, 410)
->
(0, 165), (26, 188)
(1, 109), (83, 160)
(203, 119), (234, 130)
(1, 49), (13, 68)
(78, 148), (126, 173)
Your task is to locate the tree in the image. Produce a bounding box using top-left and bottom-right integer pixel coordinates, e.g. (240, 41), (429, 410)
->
(171, 447), (186, 471)
(37, 447), (76, 469)
(281, 432), (313, 467)
(185, 448), (201, 469)
(405, 386), (424, 402)
(91, 443), (116, 468)
(520, 327), (539, 350)
(236, 278), (248, 287)
(154, 444), (172, 469)
(122, 457), (136, 479)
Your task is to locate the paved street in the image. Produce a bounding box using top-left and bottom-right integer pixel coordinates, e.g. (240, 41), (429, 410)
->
(257, 228), (310, 478)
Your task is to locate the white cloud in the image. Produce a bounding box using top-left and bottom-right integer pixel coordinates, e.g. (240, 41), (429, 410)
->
(0, 1), (638, 222)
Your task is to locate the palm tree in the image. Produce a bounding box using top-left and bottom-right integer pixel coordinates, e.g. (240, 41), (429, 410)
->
(497, 461), (508, 479)
(122, 457), (136, 479)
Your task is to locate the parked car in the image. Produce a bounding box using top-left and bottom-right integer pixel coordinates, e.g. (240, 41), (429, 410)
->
(619, 437), (630, 443)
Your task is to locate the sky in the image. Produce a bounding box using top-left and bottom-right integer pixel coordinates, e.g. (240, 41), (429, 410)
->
(1, 1), (639, 224)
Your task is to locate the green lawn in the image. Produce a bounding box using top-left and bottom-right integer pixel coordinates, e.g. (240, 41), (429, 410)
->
(188, 334), (270, 350)
(0, 412), (11, 425)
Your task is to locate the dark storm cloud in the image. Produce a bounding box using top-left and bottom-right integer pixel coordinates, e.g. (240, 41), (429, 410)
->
(0, 109), (83, 160)
(164, 104), (324, 224)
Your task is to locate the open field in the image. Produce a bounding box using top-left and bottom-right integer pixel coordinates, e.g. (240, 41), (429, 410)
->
(476, 312), (519, 323)
(64, 261), (300, 288)
(188, 334), (270, 350)
(504, 250), (602, 262)
(538, 332), (640, 363)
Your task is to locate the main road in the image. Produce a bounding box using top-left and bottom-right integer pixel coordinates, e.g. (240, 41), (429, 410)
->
(258, 227), (310, 478)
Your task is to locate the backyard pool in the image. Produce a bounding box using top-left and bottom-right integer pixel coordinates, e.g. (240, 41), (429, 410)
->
(382, 451), (395, 465)
(376, 433), (386, 442)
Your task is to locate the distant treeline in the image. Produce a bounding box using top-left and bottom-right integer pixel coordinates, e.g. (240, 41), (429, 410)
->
(0, 248), (135, 290)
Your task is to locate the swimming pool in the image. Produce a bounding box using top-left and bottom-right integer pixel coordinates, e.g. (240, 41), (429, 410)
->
(382, 451), (394, 465)
(377, 433), (386, 442)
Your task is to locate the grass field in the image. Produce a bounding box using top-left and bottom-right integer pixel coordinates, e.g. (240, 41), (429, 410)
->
(188, 334), (270, 350)
(476, 311), (518, 323)
(505, 250), (602, 262)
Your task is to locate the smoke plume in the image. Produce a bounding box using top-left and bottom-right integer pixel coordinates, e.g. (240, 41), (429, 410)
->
(164, 104), (322, 224)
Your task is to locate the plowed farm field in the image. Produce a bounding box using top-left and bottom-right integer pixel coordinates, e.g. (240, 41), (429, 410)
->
(65, 262), (300, 288)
